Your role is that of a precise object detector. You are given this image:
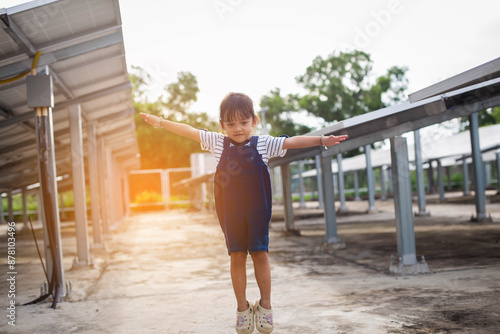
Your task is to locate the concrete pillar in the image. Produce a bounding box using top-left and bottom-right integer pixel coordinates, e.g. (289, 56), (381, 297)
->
(365, 145), (377, 212)
(87, 122), (103, 249)
(280, 164), (295, 232)
(69, 104), (91, 265)
(413, 130), (427, 216)
(315, 155), (324, 208)
(321, 155), (341, 244)
(336, 153), (348, 211)
(468, 113), (490, 222)
(390, 136), (417, 266)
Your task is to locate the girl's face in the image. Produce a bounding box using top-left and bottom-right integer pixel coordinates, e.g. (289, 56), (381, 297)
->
(220, 116), (258, 143)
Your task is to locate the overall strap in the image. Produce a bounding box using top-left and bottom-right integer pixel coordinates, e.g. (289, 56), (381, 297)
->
(250, 136), (259, 148)
(223, 136), (231, 149)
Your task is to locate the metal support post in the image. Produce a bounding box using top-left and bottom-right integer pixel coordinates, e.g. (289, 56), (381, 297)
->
(69, 104), (91, 265)
(365, 145), (377, 212)
(446, 166), (452, 191)
(320, 155), (343, 246)
(485, 162), (492, 187)
(437, 159), (445, 201)
(390, 137), (419, 272)
(413, 130), (428, 216)
(353, 170), (361, 201)
(462, 157), (470, 195)
(35, 105), (66, 300)
(380, 166), (387, 201)
(22, 188), (28, 229)
(98, 136), (110, 238)
(336, 153), (348, 212)
(297, 160), (306, 208)
(280, 164), (297, 233)
(496, 152), (500, 193)
(315, 155), (324, 208)
(7, 192), (14, 223)
(87, 122), (103, 248)
(106, 149), (117, 229)
(427, 162), (435, 194)
(468, 113), (491, 222)
(0, 194), (4, 223)
(123, 171), (131, 216)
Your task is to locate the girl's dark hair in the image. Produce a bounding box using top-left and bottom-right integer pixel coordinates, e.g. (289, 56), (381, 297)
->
(219, 92), (256, 123)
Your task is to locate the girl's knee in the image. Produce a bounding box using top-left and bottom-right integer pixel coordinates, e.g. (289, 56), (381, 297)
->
(230, 251), (247, 263)
(250, 250), (268, 262)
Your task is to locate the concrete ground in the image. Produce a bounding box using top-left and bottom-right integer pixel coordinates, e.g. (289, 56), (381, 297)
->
(1, 192), (500, 334)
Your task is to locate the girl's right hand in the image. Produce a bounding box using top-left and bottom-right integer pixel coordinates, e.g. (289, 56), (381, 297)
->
(140, 113), (162, 128)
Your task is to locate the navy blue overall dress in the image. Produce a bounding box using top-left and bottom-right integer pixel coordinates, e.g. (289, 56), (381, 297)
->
(214, 136), (272, 254)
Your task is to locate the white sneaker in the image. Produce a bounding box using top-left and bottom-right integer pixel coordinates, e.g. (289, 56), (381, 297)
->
(236, 301), (254, 334)
(254, 300), (273, 334)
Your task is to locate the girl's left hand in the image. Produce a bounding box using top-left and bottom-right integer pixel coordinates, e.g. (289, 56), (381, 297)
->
(322, 134), (348, 146)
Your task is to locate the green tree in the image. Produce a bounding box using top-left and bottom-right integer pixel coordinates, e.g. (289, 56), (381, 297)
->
(259, 88), (312, 137)
(459, 106), (500, 131)
(295, 50), (408, 123)
(130, 68), (218, 169)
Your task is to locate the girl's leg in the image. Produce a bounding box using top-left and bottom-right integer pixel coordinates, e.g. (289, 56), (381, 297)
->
(230, 252), (249, 311)
(250, 251), (271, 309)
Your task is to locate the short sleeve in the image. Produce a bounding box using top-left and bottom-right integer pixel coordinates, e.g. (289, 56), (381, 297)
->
(257, 135), (287, 165)
(199, 130), (225, 163)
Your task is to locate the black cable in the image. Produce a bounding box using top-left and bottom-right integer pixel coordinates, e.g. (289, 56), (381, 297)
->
(28, 217), (49, 283)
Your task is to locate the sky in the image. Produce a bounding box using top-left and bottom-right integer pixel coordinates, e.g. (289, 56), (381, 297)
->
(3, 0), (500, 132)
(115, 0), (500, 121)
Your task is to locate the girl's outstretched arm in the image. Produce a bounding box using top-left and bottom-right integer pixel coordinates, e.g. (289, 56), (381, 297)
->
(282, 134), (348, 150)
(140, 113), (201, 143)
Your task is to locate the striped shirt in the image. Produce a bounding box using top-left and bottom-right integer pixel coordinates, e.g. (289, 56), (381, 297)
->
(199, 130), (287, 165)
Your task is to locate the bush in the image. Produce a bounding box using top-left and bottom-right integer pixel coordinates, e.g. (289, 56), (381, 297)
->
(134, 191), (163, 204)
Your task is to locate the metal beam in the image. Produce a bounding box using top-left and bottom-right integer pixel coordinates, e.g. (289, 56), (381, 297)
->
(4, 0), (58, 15)
(0, 110), (35, 129)
(270, 77), (500, 168)
(409, 57), (500, 103)
(55, 82), (131, 110)
(0, 32), (123, 79)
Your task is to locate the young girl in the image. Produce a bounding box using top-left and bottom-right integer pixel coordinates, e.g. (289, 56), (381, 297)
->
(140, 92), (347, 334)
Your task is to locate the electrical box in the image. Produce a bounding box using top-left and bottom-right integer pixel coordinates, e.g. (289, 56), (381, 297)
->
(26, 75), (54, 108)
